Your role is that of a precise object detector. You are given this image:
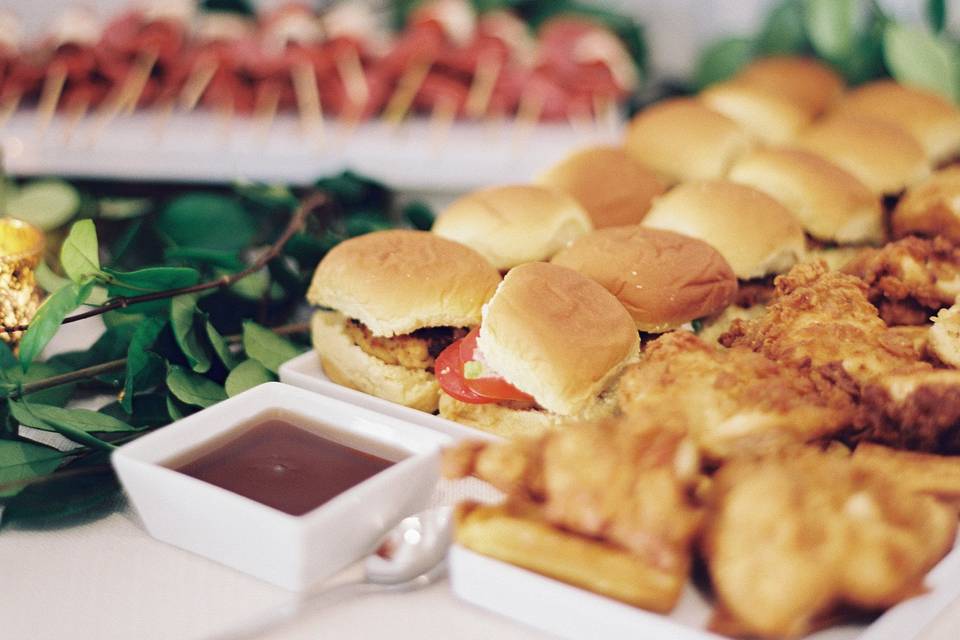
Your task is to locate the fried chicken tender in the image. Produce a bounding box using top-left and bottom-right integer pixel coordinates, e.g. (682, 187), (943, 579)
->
(619, 332), (855, 462)
(704, 448), (958, 639)
(720, 261), (960, 450)
(842, 235), (960, 325)
(444, 418), (702, 574)
(343, 319), (466, 370)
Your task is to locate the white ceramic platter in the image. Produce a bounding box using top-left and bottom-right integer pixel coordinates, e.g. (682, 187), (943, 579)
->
(279, 349), (498, 443)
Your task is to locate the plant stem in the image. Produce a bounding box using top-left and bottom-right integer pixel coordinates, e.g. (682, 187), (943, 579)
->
(2, 191), (330, 334)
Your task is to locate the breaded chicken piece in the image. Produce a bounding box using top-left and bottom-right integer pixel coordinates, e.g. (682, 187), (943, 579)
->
(704, 448), (958, 639)
(720, 262), (960, 451)
(842, 235), (960, 325)
(929, 302), (960, 367)
(619, 332), (856, 462)
(444, 418), (703, 573)
(343, 319), (466, 370)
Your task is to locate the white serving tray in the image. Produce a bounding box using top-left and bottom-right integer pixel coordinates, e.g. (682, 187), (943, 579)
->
(449, 535), (960, 640)
(1, 110), (622, 191)
(278, 349), (498, 443)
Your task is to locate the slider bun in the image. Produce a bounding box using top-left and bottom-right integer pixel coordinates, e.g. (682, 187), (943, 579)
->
(642, 180), (806, 280)
(795, 115), (930, 195)
(311, 311), (440, 412)
(728, 147), (884, 244)
(891, 166), (960, 242)
(307, 229), (500, 337)
(736, 56), (844, 117)
(700, 80), (810, 144)
(432, 185), (592, 270)
(551, 226), (737, 332)
(536, 146), (666, 228)
(438, 392), (616, 439)
(624, 98), (753, 184)
(832, 80), (960, 165)
(477, 262), (639, 416)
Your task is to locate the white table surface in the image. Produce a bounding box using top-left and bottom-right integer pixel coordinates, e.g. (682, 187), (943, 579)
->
(3, 322), (960, 640)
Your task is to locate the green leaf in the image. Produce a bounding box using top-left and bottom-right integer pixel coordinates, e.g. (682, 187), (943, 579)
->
(883, 23), (960, 102)
(0, 341), (15, 370)
(157, 193), (257, 251)
(0, 455), (119, 529)
(233, 181), (298, 212)
(804, 0), (857, 62)
(206, 321), (240, 370)
(105, 266), (200, 295)
(9, 400), (137, 434)
(691, 37), (755, 90)
(164, 247), (244, 270)
(100, 393), (169, 429)
(122, 318), (166, 412)
(242, 321), (306, 374)
(166, 394), (189, 420)
(0, 439), (66, 498)
(225, 359), (275, 397)
(229, 267), (271, 300)
(344, 211), (393, 238)
(837, 13), (887, 84)
(926, 0), (946, 33)
(170, 295), (211, 374)
(403, 201), (436, 231)
(2, 361), (76, 407)
(17, 281), (92, 370)
(166, 365), (227, 408)
(98, 196), (152, 220)
(757, 0), (809, 55)
(4, 179), (80, 231)
(60, 220), (101, 283)
(34, 260), (71, 295)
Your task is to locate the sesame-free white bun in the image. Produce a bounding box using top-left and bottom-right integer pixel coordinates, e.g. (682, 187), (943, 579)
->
(307, 229), (500, 337)
(624, 98), (753, 184)
(735, 56), (844, 117)
(476, 262), (639, 416)
(432, 185), (592, 270)
(311, 310), (441, 412)
(891, 166), (960, 242)
(551, 226), (738, 332)
(437, 391), (617, 439)
(536, 146), (666, 228)
(728, 147), (884, 244)
(832, 80), (960, 165)
(795, 115), (930, 195)
(700, 80), (810, 144)
(642, 180), (806, 280)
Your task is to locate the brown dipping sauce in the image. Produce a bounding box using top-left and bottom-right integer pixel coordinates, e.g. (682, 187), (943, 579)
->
(169, 418), (395, 516)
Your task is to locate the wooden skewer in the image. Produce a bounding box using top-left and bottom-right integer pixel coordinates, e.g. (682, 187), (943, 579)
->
(153, 98), (175, 142)
(0, 91), (21, 129)
(253, 84), (280, 142)
(512, 87), (543, 150)
(179, 57), (218, 112)
(62, 96), (88, 144)
(36, 62), (67, 136)
(592, 94), (617, 135)
(120, 49), (158, 115)
(290, 61), (324, 144)
(429, 94), (457, 152)
(464, 52), (500, 120)
(335, 48), (369, 110)
(382, 57), (431, 129)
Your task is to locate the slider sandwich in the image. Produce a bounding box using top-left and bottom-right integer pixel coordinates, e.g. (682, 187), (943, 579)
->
(432, 185), (592, 271)
(536, 145), (666, 228)
(699, 80), (810, 144)
(832, 80), (960, 166)
(891, 166), (960, 243)
(734, 56), (845, 118)
(551, 226), (737, 333)
(624, 98), (752, 184)
(307, 230), (501, 412)
(436, 262), (639, 438)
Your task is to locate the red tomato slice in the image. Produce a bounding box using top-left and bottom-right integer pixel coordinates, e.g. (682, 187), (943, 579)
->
(457, 328), (535, 403)
(435, 338), (489, 404)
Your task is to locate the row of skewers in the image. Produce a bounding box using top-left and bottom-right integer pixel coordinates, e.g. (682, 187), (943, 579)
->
(0, 0), (641, 142)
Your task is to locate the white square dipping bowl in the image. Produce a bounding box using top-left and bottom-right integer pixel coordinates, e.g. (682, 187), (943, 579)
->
(112, 382), (445, 591)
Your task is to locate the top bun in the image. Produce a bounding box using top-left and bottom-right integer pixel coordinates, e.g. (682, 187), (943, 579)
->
(536, 146), (666, 228)
(736, 56), (844, 117)
(307, 230), (500, 337)
(795, 115), (930, 195)
(432, 185), (592, 270)
(832, 81), (960, 165)
(624, 98), (753, 184)
(700, 80), (810, 144)
(891, 166), (960, 242)
(477, 262), (639, 416)
(642, 180), (806, 280)
(551, 226), (738, 332)
(728, 147), (884, 244)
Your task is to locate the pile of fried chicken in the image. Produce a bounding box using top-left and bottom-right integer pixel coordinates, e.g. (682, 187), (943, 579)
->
(446, 235), (960, 639)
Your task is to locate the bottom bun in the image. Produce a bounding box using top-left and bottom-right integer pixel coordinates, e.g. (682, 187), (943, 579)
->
(311, 310), (440, 412)
(438, 392), (617, 439)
